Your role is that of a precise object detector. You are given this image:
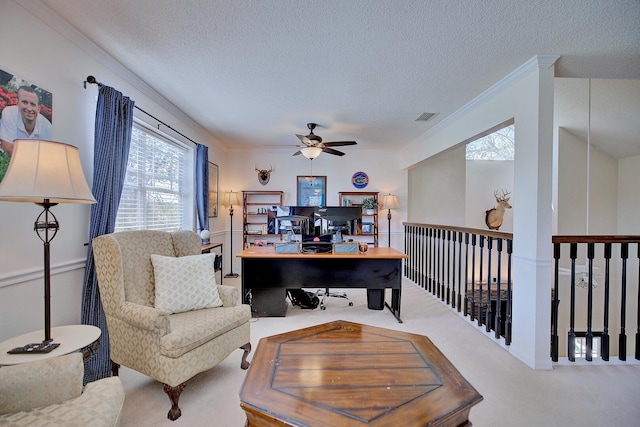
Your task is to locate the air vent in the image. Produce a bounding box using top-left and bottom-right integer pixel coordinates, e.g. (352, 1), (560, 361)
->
(415, 112), (438, 122)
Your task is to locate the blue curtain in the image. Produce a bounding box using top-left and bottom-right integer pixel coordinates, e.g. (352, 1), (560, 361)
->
(196, 144), (209, 234)
(81, 86), (134, 383)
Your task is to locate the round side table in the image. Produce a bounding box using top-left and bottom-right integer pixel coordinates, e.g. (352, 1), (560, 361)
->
(0, 325), (101, 366)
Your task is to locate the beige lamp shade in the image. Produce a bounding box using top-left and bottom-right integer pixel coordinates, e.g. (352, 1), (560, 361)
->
(222, 190), (241, 206)
(0, 139), (96, 204)
(382, 194), (399, 210)
(301, 146), (323, 159)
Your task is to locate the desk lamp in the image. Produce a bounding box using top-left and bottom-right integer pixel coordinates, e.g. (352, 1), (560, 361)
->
(381, 194), (399, 247)
(0, 140), (96, 352)
(222, 190), (241, 278)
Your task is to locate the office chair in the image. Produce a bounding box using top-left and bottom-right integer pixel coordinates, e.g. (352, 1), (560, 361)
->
(314, 225), (354, 310)
(317, 288), (354, 310)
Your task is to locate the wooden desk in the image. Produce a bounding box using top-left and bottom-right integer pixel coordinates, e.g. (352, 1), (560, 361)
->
(240, 321), (483, 427)
(0, 325), (101, 366)
(237, 247), (407, 322)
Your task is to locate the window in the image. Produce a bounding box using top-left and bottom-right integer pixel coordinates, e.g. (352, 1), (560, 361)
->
(574, 332), (601, 359)
(115, 122), (195, 232)
(466, 124), (514, 160)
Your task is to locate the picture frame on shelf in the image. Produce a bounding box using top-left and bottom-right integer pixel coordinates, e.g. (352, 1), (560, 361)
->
(296, 176), (326, 206)
(362, 223), (373, 234)
(208, 162), (219, 217)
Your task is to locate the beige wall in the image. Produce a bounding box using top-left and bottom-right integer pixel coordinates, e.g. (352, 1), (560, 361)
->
(407, 146), (466, 225)
(618, 155), (640, 234)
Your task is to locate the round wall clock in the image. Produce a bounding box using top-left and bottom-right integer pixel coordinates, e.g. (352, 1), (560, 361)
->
(351, 171), (369, 189)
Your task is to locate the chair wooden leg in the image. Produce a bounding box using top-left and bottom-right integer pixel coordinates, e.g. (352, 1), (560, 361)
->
(240, 342), (251, 370)
(111, 361), (120, 376)
(163, 383), (186, 421)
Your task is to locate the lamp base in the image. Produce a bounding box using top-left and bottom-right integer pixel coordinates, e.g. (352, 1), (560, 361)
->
(224, 273), (239, 278)
(7, 342), (60, 354)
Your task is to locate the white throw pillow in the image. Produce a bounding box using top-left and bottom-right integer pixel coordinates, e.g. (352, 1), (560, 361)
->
(151, 253), (223, 313)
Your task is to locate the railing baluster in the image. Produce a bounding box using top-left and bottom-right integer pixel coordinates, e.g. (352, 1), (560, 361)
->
(423, 227), (428, 288)
(602, 243), (611, 361)
(478, 235), (485, 327)
(464, 233), (469, 316)
(451, 231), (457, 309)
(457, 232), (463, 312)
(470, 234), (477, 321)
(440, 230), (446, 301)
(405, 225), (411, 279)
(486, 236), (493, 333)
(619, 243), (628, 361)
(436, 229), (441, 297)
(568, 242), (577, 362)
(446, 230), (451, 304)
(495, 238), (503, 339)
(416, 227), (424, 287)
(422, 228), (428, 291)
(404, 225), (408, 278)
(430, 228), (436, 293)
(586, 242), (595, 362)
(411, 225), (417, 283)
(435, 230), (440, 298)
(552, 242), (560, 361)
(429, 228), (436, 292)
(505, 239), (513, 345)
(431, 228), (436, 294)
(637, 243), (640, 361)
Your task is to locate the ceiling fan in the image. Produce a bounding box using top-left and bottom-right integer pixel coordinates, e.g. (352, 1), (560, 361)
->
(292, 123), (357, 158)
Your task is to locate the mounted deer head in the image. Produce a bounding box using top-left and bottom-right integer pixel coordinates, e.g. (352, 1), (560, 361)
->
(485, 189), (512, 230)
(255, 165), (273, 186)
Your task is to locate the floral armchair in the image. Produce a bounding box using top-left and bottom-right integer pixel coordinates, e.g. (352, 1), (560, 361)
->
(92, 230), (251, 421)
(0, 352), (124, 426)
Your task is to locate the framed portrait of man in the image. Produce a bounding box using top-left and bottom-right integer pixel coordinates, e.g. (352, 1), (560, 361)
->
(0, 69), (53, 182)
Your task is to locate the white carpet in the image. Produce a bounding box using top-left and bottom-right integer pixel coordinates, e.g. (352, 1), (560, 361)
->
(117, 279), (640, 426)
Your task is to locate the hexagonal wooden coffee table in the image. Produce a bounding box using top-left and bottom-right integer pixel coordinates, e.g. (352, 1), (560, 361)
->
(240, 320), (482, 426)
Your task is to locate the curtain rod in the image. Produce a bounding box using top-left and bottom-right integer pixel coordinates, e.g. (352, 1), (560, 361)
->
(83, 75), (198, 146)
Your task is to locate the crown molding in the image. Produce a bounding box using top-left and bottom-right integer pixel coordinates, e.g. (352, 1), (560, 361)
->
(426, 55), (561, 136)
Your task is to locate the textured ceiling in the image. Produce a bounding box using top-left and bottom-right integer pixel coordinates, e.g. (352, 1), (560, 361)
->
(32, 0), (640, 157)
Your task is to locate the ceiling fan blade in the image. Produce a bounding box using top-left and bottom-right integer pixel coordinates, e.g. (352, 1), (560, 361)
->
(322, 141), (357, 147)
(292, 150), (302, 156)
(322, 147), (345, 156)
(296, 134), (313, 146)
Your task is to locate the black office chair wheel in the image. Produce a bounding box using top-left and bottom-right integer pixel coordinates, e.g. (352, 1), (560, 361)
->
(348, 302), (353, 306)
(321, 305), (326, 310)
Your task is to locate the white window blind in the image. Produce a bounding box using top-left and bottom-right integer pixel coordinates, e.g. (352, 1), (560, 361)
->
(115, 123), (194, 232)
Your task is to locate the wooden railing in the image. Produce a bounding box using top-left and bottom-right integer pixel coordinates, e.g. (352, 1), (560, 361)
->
(404, 223), (513, 344)
(404, 223), (640, 363)
(552, 236), (640, 362)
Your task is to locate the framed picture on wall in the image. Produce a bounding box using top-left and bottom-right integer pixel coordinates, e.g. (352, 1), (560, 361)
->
(0, 69), (53, 183)
(297, 176), (326, 206)
(208, 162), (218, 217)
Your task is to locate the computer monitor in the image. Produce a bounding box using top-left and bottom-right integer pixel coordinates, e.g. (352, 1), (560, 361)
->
(274, 206), (316, 235)
(274, 206), (361, 238)
(314, 206), (361, 236)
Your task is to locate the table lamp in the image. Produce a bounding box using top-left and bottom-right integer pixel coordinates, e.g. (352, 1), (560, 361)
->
(222, 190), (241, 278)
(381, 193), (399, 247)
(0, 139), (96, 352)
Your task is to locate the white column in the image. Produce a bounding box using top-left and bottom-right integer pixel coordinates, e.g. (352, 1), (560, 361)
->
(509, 57), (557, 369)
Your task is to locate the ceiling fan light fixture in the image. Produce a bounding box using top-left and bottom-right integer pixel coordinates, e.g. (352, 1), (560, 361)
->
(301, 146), (322, 159)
